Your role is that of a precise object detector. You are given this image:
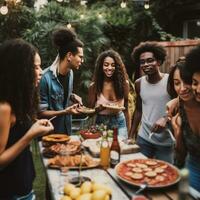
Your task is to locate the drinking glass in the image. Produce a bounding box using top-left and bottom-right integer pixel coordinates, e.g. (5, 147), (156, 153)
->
(58, 150), (69, 194)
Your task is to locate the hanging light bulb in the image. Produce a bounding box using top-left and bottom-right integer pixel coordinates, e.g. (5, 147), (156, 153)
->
(56, 0), (63, 2)
(98, 13), (103, 19)
(0, 5), (8, 15)
(120, 1), (126, 8)
(80, 14), (85, 19)
(144, 1), (150, 9)
(196, 20), (200, 26)
(80, 0), (87, 6)
(66, 23), (72, 29)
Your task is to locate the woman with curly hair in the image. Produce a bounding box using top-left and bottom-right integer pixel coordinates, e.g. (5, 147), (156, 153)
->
(0, 38), (53, 199)
(88, 49), (130, 138)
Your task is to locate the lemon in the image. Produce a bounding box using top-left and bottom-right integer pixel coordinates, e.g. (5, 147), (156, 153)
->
(91, 190), (107, 200)
(81, 181), (92, 194)
(104, 194), (110, 200)
(60, 196), (72, 200)
(69, 187), (81, 199)
(64, 183), (76, 195)
(76, 193), (92, 200)
(92, 183), (112, 195)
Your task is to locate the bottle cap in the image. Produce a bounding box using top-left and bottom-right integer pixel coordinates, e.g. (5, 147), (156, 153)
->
(180, 168), (189, 177)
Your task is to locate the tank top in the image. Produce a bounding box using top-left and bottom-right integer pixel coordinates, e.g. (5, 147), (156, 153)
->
(0, 119), (35, 198)
(96, 93), (124, 115)
(138, 74), (174, 146)
(180, 101), (200, 158)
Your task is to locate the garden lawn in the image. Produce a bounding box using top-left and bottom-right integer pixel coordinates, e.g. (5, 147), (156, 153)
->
(32, 141), (46, 200)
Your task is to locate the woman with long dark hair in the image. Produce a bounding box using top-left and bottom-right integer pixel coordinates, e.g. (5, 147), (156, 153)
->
(167, 56), (200, 192)
(0, 39), (53, 199)
(88, 49), (130, 138)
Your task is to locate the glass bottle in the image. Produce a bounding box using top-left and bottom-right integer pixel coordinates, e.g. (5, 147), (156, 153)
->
(110, 127), (121, 168)
(178, 168), (190, 200)
(100, 131), (110, 169)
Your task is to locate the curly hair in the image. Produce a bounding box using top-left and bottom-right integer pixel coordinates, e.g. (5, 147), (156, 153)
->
(131, 41), (166, 68)
(92, 49), (128, 99)
(185, 45), (200, 75)
(52, 27), (84, 60)
(0, 38), (39, 121)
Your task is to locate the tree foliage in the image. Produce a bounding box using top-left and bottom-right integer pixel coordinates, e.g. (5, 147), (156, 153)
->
(0, 0), (180, 101)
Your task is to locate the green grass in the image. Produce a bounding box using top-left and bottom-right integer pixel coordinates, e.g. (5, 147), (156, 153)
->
(32, 141), (46, 200)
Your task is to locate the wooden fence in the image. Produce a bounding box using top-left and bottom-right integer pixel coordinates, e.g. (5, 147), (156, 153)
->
(158, 40), (200, 73)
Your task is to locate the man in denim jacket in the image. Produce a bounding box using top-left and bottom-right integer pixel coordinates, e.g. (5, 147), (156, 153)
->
(39, 27), (84, 135)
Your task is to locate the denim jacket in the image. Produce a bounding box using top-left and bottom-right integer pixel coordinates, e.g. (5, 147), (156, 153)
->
(39, 56), (73, 134)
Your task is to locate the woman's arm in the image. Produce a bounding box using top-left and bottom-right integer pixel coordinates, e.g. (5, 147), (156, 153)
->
(0, 102), (54, 168)
(171, 113), (187, 167)
(124, 80), (130, 132)
(87, 82), (97, 108)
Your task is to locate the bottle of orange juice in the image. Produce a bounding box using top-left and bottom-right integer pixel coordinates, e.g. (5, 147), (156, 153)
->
(100, 130), (110, 169)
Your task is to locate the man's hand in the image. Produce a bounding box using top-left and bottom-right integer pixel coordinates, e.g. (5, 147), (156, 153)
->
(151, 116), (168, 133)
(65, 104), (81, 115)
(70, 94), (83, 106)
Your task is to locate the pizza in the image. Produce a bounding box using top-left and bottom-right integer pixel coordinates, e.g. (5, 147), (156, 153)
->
(42, 134), (70, 147)
(102, 104), (125, 111)
(77, 106), (95, 114)
(115, 159), (180, 188)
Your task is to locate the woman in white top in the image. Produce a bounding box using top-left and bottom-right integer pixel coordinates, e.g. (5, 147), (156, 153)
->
(88, 50), (130, 138)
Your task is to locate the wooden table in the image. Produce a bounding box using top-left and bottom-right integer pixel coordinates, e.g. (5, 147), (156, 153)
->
(38, 137), (200, 200)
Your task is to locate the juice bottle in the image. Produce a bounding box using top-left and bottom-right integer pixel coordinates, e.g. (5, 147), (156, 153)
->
(100, 131), (110, 169)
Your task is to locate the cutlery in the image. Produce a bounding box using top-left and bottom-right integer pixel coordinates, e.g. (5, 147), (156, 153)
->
(49, 116), (57, 121)
(135, 182), (148, 195)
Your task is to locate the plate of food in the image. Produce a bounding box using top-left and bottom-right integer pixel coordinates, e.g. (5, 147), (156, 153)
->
(115, 158), (180, 188)
(42, 140), (81, 158)
(48, 154), (100, 169)
(42, 134), (70, 147)
(79, 126), (102, 139)
(77, 106), (95, 114)
(101, 104), (125, 112)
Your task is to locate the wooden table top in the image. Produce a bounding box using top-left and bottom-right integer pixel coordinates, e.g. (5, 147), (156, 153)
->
(38, 137), (200, 200)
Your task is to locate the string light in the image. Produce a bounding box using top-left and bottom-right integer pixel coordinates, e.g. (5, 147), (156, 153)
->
(98, 13), (103, 19)
(80, 0), (87, 6)
(66, 23), (72, 29)
(80, 14), (85, 19)
(0, 5), (8, 15)
(56, 0), (63, 2)
(120, 1), (127, 8)
(144, 1), (150, 9)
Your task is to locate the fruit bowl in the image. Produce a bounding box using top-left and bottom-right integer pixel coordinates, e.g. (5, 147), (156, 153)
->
(79, 130), (102, 139)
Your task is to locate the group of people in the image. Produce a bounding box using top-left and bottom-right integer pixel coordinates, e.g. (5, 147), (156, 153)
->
(0, 25), (199, 199)
(129, 42), (200, 192)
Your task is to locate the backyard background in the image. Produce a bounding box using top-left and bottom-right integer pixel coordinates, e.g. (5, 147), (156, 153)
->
(0, 0), (200, 199)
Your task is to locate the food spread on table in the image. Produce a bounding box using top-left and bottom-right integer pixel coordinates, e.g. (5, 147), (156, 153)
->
(61, 181), (112, 200)
(115, 158), (180, 188)
(82, 138), (139, 157)
(42, 134), (70, 147)
(42, 140), (81, 158)
(48, 154), (99, 169)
